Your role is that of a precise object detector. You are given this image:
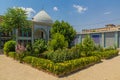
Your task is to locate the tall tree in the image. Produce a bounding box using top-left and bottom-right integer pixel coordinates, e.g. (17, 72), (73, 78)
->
(2, 7), (31, 39)
(51, 20), (76, 47)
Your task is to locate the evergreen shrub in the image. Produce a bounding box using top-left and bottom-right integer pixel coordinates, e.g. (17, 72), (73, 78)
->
(3, 40), (16, 55)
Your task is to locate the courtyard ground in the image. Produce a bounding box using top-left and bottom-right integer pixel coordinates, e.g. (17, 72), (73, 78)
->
(0, 53), (120, 80)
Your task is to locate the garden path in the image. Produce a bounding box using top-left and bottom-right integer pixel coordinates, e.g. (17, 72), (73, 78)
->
(0, 53), (120, 80)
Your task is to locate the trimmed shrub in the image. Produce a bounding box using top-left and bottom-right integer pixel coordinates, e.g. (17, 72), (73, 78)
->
(8, 51), (31, 62)
(4, 40), (16, 55)
(8, 52), (16, 59)
(91, 50), (119, 59)
(17, 51), (31, 63)
(100, 50), (119, 59)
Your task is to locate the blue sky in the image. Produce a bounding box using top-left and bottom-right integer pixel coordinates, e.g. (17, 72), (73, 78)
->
(0, 0), (120, 32)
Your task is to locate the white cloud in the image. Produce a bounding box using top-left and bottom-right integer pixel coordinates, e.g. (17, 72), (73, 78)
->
(13, 7), (36, 18)
(104, 12), (111, 15)
(53, 7), (58, 11)
(73, 4), (87, 13)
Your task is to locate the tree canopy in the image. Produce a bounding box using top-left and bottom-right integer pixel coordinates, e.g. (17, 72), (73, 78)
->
(1, 7), (31, 32)
(51, 20), (76, 47)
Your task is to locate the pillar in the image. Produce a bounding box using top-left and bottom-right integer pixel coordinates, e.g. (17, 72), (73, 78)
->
(115, 31), (118, 48)
(101, 33), (105, 47)
(31, 22), (34, 45)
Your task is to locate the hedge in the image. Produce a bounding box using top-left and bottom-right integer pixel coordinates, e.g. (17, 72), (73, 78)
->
(91, 50), (119, 59)
(8, 51), (31, 62)
(100, 50), (118, 59)
(23, 56), (101, 76)
(8, 52), (16, 59)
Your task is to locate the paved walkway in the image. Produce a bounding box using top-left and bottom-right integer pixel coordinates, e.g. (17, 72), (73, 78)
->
(0, 54), (120, 80)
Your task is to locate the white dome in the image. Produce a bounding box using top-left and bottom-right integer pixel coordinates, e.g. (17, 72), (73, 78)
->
(33, 10), (53, 24)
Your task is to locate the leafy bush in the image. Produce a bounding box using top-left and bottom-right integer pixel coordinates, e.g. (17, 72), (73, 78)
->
(42, 46), (83, 63)
(43, 49), (70, 63)
(26, 43), (32, 52)
(94, 44), (104, 51)
(23, 56), (100, 76)
(33, 39), (47, 55)
(82, 35), (95, 56)
(4, 40), (16, 55)
(48, 33), (68, 51)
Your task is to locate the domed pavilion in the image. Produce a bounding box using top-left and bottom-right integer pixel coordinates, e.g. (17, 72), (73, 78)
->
(32, 10), (53, 44)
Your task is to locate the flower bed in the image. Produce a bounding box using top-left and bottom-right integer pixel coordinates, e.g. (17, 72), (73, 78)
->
(6, 49), (119, 77)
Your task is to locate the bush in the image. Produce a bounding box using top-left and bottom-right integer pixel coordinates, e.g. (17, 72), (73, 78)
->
(48, 33), (68, 51)
(42, 46), (82, 63)
(23, 56), (100, 76)
(8, 51), (31, 62)
(83, 35), (95, 49)
(8, 52), (16, 59)
(94, 45), (104, 51)
(79, 35), (96, 56)
(18, 51), (31, 63)
(33, 39), (47, 56)
(26, 43), (32, 52)
(4, 40), (16, 55)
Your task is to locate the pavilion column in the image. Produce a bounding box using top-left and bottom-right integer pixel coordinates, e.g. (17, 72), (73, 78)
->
(47, 28), (49, 41)
(32, 22), (34, 45)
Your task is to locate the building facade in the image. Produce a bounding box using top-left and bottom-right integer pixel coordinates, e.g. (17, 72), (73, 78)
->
(0, 10), (53, 48)
(76, 24), (120, 48)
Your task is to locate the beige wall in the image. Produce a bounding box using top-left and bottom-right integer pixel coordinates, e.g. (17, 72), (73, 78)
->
(82, 24), (120, 33)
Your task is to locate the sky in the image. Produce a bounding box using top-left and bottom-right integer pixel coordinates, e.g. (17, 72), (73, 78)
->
(0, 0), (120, 32)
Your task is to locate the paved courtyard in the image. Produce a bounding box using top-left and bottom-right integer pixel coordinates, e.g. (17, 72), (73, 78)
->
(0, 54), (120, 80)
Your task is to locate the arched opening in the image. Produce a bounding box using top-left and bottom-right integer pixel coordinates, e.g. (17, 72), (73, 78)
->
(34, 29), (45, 39)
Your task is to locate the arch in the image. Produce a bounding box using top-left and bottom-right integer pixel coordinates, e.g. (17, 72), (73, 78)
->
(34, 28), (47, 40)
